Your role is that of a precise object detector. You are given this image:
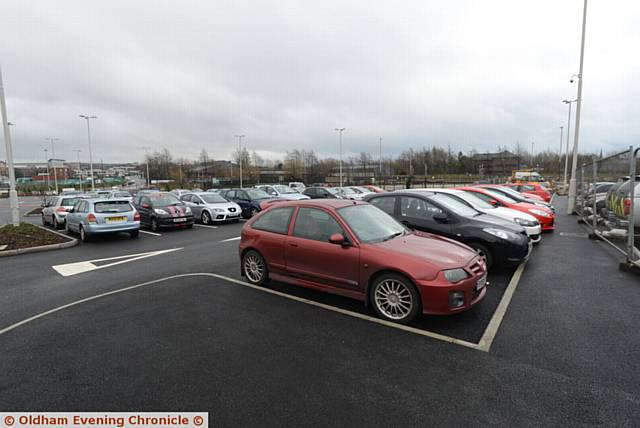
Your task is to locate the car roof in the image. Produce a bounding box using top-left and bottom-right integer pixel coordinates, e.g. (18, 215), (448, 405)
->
(384, 191), (436, 198)
(266, 199), (364, 209)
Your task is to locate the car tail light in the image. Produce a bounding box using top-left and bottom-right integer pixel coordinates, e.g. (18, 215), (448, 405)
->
(87, 213), (97, 224)
(134, 211), (140, 221)
(56, 207), (67, 213)
(624, 198), (631, 215)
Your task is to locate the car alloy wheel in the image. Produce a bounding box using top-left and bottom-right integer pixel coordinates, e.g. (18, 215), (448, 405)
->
(470, 243), (493, 269)
(243, 250), (268, 285)
(80, 226), (89, 242)
(52, 216), (58, 229)
(41, 214), (46, 226)
(371, 274), (420, 323)
(201, 211), (211, 225)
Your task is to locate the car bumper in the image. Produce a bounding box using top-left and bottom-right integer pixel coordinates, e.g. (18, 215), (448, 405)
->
(85, 221), (140, 234)
(157, 215), (194, 228)
(416, 274), (487, 315)
(212, 212), (241, 221)
(493, 237), (532, 264)
(539, 216), (555, 231)
(523, 224), (542, 243)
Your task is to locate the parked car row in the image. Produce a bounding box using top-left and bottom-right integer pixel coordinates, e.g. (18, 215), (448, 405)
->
(237, 184), (556, 324)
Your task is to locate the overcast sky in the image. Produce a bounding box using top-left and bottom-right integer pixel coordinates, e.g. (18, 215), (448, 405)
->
(1, 0), (639, 164)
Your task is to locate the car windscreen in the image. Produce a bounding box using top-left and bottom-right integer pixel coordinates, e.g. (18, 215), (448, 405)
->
(247, 189), (270, 199)
(596, 183), (613, 193)
(149, 194), (181, 205)
(95, 201), (133, 213)
(450, 191), (494, 210)
(274, 185), (296, 194)
(430, 193), (480, 217)
(341, 187), (357, 194)
(61, 198), (82, 206)
(483, 188), (518, 204)
(326, 188), (340, 194)
(201, 194), (228, 203)
(338, 204), (406, 244)
(114, 191), (132, 197)
(492, 186), (525, 200)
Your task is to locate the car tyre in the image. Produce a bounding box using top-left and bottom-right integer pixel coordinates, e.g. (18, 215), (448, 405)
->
(370, 273), (420, 324)
(469, 243), (493, 269)
(65, 221), (72, 235)
(242, 250), (269, 286)
(150, 217), (160, 232)
(129, 230), (139, 238)
(201, 211), (211, 225)
(249, 208), (258, 218)
(52, 216), (59, 229)
(41, 213), (47, 226)
(79, 226), (90, 242)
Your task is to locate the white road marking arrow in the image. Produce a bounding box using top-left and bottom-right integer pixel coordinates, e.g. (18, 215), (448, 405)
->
(52, 248), (183, 277)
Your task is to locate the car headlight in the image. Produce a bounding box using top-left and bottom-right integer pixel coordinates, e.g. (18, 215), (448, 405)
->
(483, 228), (514, 240)
(529, 208), (551, 218)
(514, 217), (537, 227)
(212, 208), (224, 212)
(154, 208), (167, 215)
(443, 268), (470, 283)
(185, 207), (192, 214)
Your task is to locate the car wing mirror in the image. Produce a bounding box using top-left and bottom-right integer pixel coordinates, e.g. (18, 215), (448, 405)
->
(329, 233), (346, 245)
(489, 199), (498, 206)
(433, 212), (448, 223)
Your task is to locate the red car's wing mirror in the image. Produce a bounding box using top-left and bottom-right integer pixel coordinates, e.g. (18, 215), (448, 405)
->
(329, 233), (345, 245)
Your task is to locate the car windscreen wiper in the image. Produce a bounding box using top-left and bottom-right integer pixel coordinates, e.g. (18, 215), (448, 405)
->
(382, 231), (404, 241)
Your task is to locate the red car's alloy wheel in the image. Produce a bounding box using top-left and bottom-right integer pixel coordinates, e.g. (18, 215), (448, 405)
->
(371, 274), (420, 323)
(243, 250), (269, 286)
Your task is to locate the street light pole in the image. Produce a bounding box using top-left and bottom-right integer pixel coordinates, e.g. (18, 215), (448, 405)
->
(531, 141), (535, 168)
(142, 146), (151, 188)
(0, 66), (19, 226)
(45, 137), (60, 194)
(558, 126), (564, 174)
(43, 148), (50, 190)
(567, 0), (588, 214)
(73, 149), (82, 192)
(79, 115), (97, 191)
(334, 128), (345, 187)
(379, 137), (382, 181)
(562, 99), (577, 190)
(234, 134), (245, 188)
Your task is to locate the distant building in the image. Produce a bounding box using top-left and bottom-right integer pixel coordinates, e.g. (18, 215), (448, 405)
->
(471, 151), (524, 176)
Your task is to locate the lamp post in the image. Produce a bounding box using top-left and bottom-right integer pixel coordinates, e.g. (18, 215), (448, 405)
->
(379, 137), (382, 181)
(558, 126), (564, 174)
(142, 146), (151, 187)
(79, 115), (97, 191)
(562, 99), (577, 190)
(531, 141), (535, 169)
(73, 149), (82, 192)
(0, 66), (19, 226)
(334, 128), (345, 187)
(45, 137), (60, 194)
(43, 148), (50, 190)
(234, 134), (245, 188)
(567, 0), (588, 214)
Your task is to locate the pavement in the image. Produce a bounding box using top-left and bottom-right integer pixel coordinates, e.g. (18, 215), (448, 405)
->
(0, 195), (639, 425)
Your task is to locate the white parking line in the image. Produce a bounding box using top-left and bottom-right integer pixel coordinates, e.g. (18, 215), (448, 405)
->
(194, 224), (218, 229)
(220, 237), (241, 242)
(140, 230), (162, 236)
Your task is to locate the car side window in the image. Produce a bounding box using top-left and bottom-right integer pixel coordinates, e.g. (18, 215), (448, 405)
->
(400, 196), (442, 220)
(252, 207), (294, 234)
(369, 196), (396, 215)
(264, 187), (277, 196)
(472, 192), (497, 205)
(141, 197), (151, 207)
(181, 195), (192, 202)
(293, 208), (345, 242)
(238, 191), (248, 200)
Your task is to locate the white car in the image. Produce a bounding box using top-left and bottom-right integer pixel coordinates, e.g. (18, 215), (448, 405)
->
(288, 182), (306, 192)
(256, 184), (310, 200)
(41, 195), (87, 229)
(180, 192), (242, 224)
(338, 187), (367, 200)
(408, 188), (542, 243)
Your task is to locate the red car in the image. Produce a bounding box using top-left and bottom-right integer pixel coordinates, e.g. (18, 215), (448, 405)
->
(506, 183), (551, 202)
(361, 185), (386, 193)
(239, 200), (487, 323)
(459, 186), (555, 231)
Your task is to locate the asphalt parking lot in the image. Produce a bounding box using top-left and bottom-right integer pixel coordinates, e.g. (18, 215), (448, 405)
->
(1, 196), (640, 425)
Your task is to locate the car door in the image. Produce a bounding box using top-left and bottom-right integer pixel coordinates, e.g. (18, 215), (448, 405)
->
(66, 200), (81, 231)
(285, 207), (360, 290)
(398, 195), (452, 237)
(137, 196), (153, 225)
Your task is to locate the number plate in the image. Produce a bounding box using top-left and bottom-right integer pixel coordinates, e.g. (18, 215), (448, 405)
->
(476, 275), (487, 291)
(106, 216), (126, 224)
(173, 218), (187, 222)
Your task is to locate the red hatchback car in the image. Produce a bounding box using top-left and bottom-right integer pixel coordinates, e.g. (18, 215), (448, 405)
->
(459, 186), (555, 231)
(506, 183), (551, 202)
(239, 200), (487, 323)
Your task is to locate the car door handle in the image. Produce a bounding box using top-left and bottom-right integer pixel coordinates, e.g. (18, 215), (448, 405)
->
(289, 242), (298, 247)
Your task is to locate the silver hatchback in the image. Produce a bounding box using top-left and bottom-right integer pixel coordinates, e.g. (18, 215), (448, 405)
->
(65, 198), (140, 242)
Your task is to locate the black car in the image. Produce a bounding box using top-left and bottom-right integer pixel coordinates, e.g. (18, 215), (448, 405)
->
(364, 191), (531, 268)
(219, 188), (276, 218)
(302, 186), (343, 199)
(133, 191), (194, 232)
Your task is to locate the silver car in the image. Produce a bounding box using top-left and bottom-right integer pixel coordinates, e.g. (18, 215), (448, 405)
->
(42, 195), (87, 229)
(65, 198), (140, 242)
(256, 184), (310, 200)
(180, 192), (242, 224)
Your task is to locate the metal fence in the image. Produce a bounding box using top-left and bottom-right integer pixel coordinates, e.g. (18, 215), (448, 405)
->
(576, 146), (640, 272)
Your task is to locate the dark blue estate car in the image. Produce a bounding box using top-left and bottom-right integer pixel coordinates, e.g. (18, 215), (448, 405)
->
(219, 188), (277, 218)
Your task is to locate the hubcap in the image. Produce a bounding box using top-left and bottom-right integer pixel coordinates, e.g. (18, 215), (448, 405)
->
(374, 280), (413, 320)
(80, 228), (85, 240)
(203, 212), (210, 224)
(244, 254), (264, 283)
